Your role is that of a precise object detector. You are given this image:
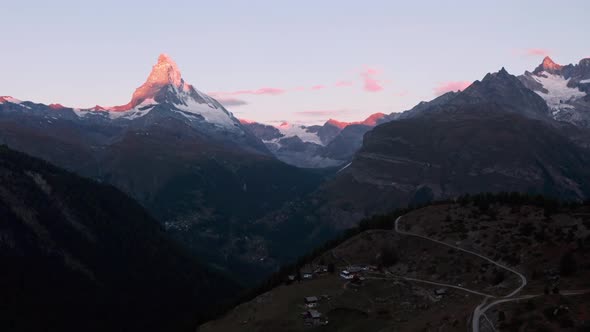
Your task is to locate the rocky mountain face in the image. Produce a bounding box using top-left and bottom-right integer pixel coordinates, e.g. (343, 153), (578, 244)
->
(0, 146), (240, 332)
(241, 113), (395, 168)
(0, 55), (327, 282)
(519, 56), (590, 127)
(253, 66), (590, 269)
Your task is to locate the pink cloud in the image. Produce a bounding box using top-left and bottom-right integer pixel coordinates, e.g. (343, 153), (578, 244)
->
(434, 81), (472, 96)
(513, 48), (552, 57)
(360, 68), (384, 92)
(335, 80), (353, 87)
(526, 48), (550, 56)
(210, 87), (286, 97)
(311, 85), (326, 91)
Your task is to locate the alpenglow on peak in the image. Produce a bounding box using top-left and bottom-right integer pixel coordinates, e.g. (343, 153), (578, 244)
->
(124, 53), (192, 108)
(145, 54), (183, 87)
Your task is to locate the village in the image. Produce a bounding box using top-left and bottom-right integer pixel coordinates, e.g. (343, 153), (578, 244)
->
(283, 261), (452, 329)
(287, 263), (370, 327)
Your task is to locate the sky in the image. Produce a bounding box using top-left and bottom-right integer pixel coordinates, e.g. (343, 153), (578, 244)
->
(1, 0), (589, 124)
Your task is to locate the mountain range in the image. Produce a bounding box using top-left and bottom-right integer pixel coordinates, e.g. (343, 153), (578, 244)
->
(240, 56), (590, 170)
(0, 55), (328, 282)
(240, 113), (394, 168)
(250, 57), (590, 268)
(2, 55), (590, 285)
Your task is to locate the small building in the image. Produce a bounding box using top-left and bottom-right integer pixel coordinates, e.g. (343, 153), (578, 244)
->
(301, 268), (314, 279)
(285, 274), (296, 284)
(304, 296), (319, 308)
(314, 265), (328, 274)
(434, 288), (448, 296)
(304, 309), (326, 326)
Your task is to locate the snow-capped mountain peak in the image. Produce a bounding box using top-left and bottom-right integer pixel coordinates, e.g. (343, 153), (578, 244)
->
(520, 57), (590, 126)
(148, 54), (183, 87)
(126, 53), (187, 108)
(0, 55), (270, 155)
(64, 54), (242, 131)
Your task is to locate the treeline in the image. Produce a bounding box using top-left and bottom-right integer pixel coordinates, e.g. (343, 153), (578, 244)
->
(204, 191), (583, 323)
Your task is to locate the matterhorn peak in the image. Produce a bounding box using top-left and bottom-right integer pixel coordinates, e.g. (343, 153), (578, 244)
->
(145, 53), (183, 87)
(116, 53), (193, 110)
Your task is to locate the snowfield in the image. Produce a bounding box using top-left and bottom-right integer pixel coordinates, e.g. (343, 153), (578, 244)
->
(275, 122), (324, 145)
(532, 72), (586, 114)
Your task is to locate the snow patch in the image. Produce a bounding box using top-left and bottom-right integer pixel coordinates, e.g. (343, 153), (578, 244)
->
(0, 96), (30, 108)
(173, 89), (240, 130)
(275, 122), (323, 145)
(0, 96), (23, 104)
(532, 72), (586, 114)
(580, 79), (590, 84)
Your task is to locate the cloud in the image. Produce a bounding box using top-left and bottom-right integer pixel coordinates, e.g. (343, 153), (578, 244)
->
(210, 87), (287, 97)
(360, 68), (384, 92)
(311, 85), (326, 91)
(525, 48), (550, 56)
(215, 97), (248, 107)
(434, 81), (472, 96)
(294, 109), (351, 117)
(514, 48), (552, 57)
(335, 80), (353, 87)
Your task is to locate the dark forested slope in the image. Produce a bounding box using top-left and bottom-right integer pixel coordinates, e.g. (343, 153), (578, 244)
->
(0, 145), (240, 332)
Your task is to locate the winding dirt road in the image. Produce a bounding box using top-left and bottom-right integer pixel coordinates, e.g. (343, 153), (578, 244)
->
(393, 216), (528, 332)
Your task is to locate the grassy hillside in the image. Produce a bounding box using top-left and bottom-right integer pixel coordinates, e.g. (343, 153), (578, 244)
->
(201, 193), (590, 331)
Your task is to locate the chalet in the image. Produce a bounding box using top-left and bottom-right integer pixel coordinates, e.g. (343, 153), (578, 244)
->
(304, 309), (327, 326)
(314, 265), (328, 274)
(308, 309), (322, 319)
(285, 274), (296, 284)
(340, 270), (354, 280)
(434, 288), (448, 296)
(304, 296), (319, 308)
(301, 268), (314, 279)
